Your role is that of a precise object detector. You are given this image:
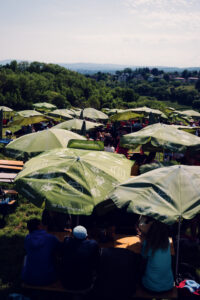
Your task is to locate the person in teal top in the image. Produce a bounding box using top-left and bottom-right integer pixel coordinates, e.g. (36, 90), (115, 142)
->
(139, 216), (174, 292)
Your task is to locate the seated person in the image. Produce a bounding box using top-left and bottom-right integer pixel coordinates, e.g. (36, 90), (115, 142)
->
(22, 218), (61, 286)
(60, 225), (100, 290)
(138, 216), (174, 293)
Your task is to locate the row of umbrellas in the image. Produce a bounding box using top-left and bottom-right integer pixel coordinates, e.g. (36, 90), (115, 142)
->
(2, 104), (200, 124)
(5, 122), (198, 223)
(2, 103), (200, 225)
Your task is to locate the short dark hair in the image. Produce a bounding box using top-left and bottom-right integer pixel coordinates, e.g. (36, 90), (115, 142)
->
(27, 218), (40, 233)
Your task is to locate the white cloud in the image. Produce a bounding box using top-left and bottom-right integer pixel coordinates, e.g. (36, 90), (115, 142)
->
(124, 0), (200, 31)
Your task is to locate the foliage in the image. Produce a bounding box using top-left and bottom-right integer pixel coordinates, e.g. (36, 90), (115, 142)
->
(0, 61), (200, 112)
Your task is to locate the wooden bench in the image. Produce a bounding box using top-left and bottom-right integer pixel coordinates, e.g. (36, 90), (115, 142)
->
(132, 285), (178, 299)
(22, 281), (94, 298)
(0, 173), (18, 183)
(0, 159), (24, 168)
(3, 189), (18, 196)
(0, 160), (24, 182)
(22, 282), (178, 299)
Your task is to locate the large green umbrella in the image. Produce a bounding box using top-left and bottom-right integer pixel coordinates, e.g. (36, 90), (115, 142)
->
(5, 128), (86, 160)
(9, 110), (52, 126)
(110, 165), (200, 225)
(47, 109), (73, 120)
(14, 149), (132, 215)
(110, 164), (200, 279)
(81, 108), (108, 120)
(33, 102), (57, 111)
(53, 118), (104, 133)
(111, 107), (167, 121)
(120, 123), (200, 153)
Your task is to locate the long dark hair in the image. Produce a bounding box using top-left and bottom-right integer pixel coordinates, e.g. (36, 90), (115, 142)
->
(145, 219), (170, 255)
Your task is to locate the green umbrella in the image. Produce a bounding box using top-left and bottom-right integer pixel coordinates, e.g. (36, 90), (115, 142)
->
(110, 165), (200, 224)
(47, 109), (73, 120)
(0, 106), (13, 112)
(9, 110), (52, 126)
(81, 108), (108, 120)
(110, 107), (167, 122)
(33, 102), (57, 111)
(110, 109), (143, 121)
(120, 123), (200, 153)
(14, 149), (132, 215)
(172, 125), (200, 134)
(178, 110), (200, 118)
(5, 128), (86, 160)
(53, 118), (104, 133)
(107, 109), (125, 116)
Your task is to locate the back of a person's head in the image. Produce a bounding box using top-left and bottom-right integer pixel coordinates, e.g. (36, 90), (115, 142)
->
(27, 218), (40, 233)
(73, 225), (88, 240)
(145, 219), (169, 254)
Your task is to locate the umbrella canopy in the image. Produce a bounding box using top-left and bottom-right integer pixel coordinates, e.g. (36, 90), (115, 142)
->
(172, 125), (200, 134)
(5, 128), (86, 160)
(53, 118), (104, 133)
(0, 106), (13, 112)
(178, 110), (200, 118)
(120, 123), (200, 153)
(47, 109), (73, 120)
(107, 109), (125, 115)
(9, 110), (51, 126)
(14, 149), (132, 215)
(32, 102), (57, 111)
(110, 107), (167, 121)
(80, 108), (108, 120)
(110, 165), (200, 224)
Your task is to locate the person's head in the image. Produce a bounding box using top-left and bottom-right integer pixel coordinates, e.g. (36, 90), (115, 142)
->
(138, 216), (154, 235)
(140, 216), (170, 254)
(27, 218), (41, 233)
(73, 225), (88, 240)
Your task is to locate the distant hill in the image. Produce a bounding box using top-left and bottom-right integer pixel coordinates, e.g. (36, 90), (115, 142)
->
(1, 60), (200, 74)
(60, 63), (200, 74)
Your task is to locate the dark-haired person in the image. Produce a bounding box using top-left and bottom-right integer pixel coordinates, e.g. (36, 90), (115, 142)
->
(60, 225), (100, 290)
(22, 218), (61, 286)
(138, 216), (174, 293)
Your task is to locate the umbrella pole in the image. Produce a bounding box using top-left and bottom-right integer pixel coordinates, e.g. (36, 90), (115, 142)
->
(175, 216), (181, 283)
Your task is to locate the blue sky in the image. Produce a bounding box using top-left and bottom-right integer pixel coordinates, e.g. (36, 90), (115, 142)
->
(1, 0), (200, 67)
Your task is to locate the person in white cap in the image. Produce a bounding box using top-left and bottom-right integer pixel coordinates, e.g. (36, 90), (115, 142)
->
(60, 225), (100, 290)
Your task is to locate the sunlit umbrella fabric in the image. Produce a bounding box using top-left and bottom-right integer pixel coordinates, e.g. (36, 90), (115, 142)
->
(9, 110), (51, 126)
(5, 128), (86, 160)
(33, 102), (57, 111)
(47, 109), (73, 120)
(110, 165), (200, 224)
(120, 123), (200, 153)
(14, 149), (132, 215)
(110, 107), (167, 121)
(53, 118), (103, 133)
(81, 108), (108, 120)
(178, 110), (200, 118)
(0, 106), (13, 112)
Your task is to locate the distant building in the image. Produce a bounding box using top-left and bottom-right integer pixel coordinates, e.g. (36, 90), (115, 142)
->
(188, 77), (199, 83)
(173, 77), (186, 82)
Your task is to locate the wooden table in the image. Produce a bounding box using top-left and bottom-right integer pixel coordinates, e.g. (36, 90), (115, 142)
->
(49, 231), (174, 255)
